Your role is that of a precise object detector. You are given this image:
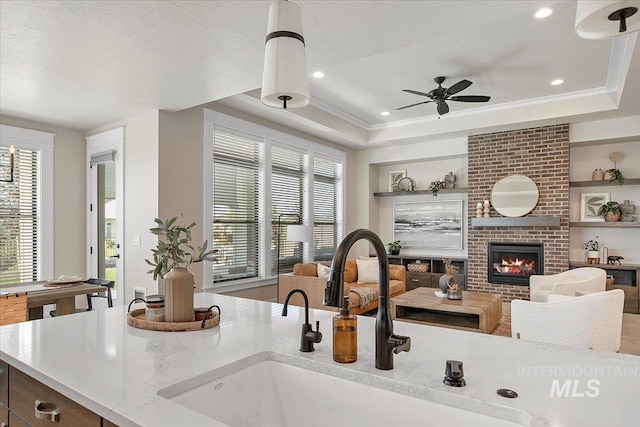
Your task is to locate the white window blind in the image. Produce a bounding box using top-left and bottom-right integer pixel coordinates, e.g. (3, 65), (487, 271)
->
(0, 146), (40, 284)
(271, 145), (306, 275)
(313, 157), (342, 261)
(212, 129), (263, 282)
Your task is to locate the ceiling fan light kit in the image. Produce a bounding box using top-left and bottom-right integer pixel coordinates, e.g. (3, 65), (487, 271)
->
(397, 76), (490, 116)
(261, 0), (310, 109)
(575, 0), (640, 39)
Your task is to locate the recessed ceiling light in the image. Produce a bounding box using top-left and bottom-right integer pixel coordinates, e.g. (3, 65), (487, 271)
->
(550, 79), (564, 86)
(312, 71), (325, 78)
(535, 8), (553, 19)
(380, 111), (390, 116)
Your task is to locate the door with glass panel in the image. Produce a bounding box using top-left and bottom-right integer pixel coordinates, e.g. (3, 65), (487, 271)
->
(87, 129), (124, 305)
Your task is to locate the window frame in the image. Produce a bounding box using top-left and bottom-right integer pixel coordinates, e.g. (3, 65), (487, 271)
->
(0, 124), (54, 282)
(203, 110), (346, 292)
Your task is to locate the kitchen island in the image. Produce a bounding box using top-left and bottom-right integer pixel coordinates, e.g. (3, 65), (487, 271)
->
(1, 293), (638, 426)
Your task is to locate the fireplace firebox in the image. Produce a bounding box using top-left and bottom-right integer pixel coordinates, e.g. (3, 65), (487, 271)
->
(488, 242), (544, 286)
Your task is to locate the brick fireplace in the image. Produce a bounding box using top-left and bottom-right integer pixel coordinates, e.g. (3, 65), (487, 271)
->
(467, 124), (570, 301)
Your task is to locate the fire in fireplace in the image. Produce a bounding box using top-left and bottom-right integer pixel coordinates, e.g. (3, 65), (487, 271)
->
(488, 242), (544, 286)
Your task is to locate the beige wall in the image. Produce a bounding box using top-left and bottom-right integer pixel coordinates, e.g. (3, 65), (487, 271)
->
(158, 108), (206, 290)
(89, 110), (160, 300)
(0, 114), (86, 279)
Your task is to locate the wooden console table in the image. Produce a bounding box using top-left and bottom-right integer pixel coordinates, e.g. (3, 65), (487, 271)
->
(391, 288), (502, 333)
(0, 281), (107, 320)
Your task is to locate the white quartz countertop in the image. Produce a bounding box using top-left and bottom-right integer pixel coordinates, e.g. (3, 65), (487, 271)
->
(1, 293), (638, 427)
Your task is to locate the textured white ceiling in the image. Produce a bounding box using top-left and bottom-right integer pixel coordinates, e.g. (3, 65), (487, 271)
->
(1, 1), (638, 146)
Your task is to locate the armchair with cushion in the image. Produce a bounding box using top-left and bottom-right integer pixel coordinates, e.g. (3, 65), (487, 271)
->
(529, 267), (606, 302)
(511, 289), (624, 352)
(278, 259), (406, 315)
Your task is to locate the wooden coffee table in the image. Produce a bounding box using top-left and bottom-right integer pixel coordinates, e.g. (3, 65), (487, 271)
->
(391, 288), (503, 333)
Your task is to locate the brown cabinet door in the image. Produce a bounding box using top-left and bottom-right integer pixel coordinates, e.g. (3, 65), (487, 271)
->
(1, 404), (8, 427)
(103, 418), (119, 427)
(406, 272), (432, 290)
(0, 361), (7, 408)
(9, 366), (101, 427)
(9, 412), (31, 427)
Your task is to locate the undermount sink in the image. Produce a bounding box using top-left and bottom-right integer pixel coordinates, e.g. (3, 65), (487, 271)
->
(159, 352), (529, 427)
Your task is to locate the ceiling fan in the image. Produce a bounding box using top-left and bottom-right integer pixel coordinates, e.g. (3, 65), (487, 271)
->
(397, 76), (491, 115)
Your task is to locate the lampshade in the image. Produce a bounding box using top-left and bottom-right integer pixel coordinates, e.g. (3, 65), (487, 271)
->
(286, 224), (313, 243)
(261, 0), (310, 109)
(575, 0), (640, 39)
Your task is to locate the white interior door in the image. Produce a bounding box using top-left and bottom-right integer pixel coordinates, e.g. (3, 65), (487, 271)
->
(86, 128), (124, 306)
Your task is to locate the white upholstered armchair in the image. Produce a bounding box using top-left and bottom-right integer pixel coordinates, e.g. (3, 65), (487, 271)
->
(529, 267), (606, 302)
(511, 290), (625, 352)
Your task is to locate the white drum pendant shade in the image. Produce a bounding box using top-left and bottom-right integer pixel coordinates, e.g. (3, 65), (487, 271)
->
(575, 0), (640, 39)
(261, 0), (310, 109)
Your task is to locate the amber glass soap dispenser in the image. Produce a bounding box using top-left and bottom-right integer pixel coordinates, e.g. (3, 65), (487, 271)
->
(333, 296), (357, 363)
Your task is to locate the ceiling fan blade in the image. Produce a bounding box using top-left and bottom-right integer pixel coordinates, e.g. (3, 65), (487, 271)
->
(444, 79), (472, 96)
(437, 101), (449, 115)
(396, 101), (433, 110)
(402, 89), (431, 97)
(449, 95), (491, 102)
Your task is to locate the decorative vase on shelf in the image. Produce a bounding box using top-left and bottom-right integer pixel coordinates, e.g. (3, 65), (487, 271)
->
(439, 274), (455, 294)
(592, 169), (604, 181)
(604, 211), (621, 222)
(620, 200), (636, 222)
(603, 170), (613, 181)
(164, 267), (195, 322)
(444, 172), (457, 189)
(587, 251), (600, 263)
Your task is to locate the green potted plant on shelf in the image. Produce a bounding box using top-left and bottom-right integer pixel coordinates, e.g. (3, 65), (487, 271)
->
(598, 201), (621, 222)
(145, 215), (217, 322)
(387, 240), (402, 255)
(583, 236), (600, 261)
(604, 168), (624, 185)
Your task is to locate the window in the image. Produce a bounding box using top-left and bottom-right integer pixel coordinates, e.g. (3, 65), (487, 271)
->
(204, 110), (345, 289)
(271, 145), (306, 275)
(0, 125), (54, 284)
(211, 128), (263, 282)
(313, 157), (342, 261)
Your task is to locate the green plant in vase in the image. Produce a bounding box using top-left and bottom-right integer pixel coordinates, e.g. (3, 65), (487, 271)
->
(145, 215), (217, 322)
(598, 201), (621, 222)
(605, 168), (624, 185)
(387, 240), (402, 255)
(145, 216), (217, 280)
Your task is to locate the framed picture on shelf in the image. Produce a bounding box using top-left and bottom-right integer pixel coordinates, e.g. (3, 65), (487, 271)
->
(393, 200), (463, 249)
(580, 192), (610, 222)
(389, 169), (407, 192)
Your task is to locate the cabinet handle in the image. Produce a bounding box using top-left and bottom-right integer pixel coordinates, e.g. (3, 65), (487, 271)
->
(35, 400), (60, 422)
(411, 278), (419, 282)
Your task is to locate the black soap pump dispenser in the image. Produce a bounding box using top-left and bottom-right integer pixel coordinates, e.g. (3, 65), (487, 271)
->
(333, 296), (357, 363)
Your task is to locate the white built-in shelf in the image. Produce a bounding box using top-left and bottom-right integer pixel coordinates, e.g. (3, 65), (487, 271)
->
(569, 222), (640, 228)
(569, 178), (640, 188)
(373, 188), (468, 197)
(471, 217), (561, 227)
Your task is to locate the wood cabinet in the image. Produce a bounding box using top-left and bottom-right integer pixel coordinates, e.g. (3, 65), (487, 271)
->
(387, 255), (467, 291)
(569, 262), (640, 314)
(0, 361), (119, 427)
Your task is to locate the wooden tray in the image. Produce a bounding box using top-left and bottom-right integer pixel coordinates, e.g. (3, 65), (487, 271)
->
(126, 308), (219, 331)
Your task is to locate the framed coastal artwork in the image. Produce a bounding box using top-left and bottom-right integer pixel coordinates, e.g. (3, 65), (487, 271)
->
(580, 192), (609, 222)
(393, 200), (463, 249)
(388, 169), (407, 192)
